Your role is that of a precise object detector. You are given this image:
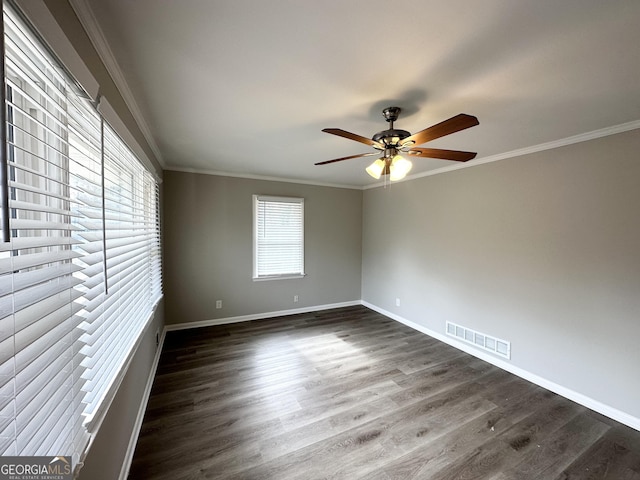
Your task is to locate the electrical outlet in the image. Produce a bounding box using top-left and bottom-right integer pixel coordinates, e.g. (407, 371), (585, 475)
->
(396, 297), (401, 307)
(216, 300), (222, 309)
(293, 295), (299, 303)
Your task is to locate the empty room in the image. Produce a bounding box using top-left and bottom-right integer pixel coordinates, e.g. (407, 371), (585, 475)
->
(1, 1), (639, 479)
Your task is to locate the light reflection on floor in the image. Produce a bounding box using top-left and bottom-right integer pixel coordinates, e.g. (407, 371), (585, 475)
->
(247, 331), (367, 417)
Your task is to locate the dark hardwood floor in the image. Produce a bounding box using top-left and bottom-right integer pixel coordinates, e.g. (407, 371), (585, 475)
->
(129, 306), (640, 479)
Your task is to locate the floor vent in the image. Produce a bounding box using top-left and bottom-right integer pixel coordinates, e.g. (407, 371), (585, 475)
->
(446, 321), (511, 359)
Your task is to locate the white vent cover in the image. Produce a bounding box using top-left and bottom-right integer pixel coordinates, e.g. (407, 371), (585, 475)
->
(446, 321), (511, 359)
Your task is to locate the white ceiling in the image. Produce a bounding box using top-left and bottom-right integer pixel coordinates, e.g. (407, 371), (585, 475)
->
(76, 0), (640, 187)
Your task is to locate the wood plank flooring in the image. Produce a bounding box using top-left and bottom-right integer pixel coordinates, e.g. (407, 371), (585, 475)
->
(129, 306), (640, 479)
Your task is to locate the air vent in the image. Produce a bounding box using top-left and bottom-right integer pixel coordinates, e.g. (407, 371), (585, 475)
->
(446, 321), (511, 359)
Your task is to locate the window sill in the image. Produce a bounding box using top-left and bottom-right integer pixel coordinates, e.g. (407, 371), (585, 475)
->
(253, 273), (306, 282)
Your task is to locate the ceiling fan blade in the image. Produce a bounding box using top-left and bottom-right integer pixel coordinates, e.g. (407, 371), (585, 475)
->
(322, 128), (384, 149)
(406, 148), (477, 162)
(400, 114), (479, 147)
(315, 152), (378, 166)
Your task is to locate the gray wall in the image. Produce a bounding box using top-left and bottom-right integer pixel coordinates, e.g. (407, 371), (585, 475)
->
(163, 171), (363, 325)
(362, 128), (640, 419)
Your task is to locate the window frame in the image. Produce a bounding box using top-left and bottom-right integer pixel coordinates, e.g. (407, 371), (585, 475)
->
(252, 194), (305, 281)
(0, 2), (162, 467)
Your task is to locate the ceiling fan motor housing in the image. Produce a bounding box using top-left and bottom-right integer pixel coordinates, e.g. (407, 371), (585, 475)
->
(382, 106), (401, 123)
(373, 106), (410, 146)
(372, 128), (411, 146)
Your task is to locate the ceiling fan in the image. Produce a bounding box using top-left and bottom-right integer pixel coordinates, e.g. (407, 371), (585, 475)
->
(316, 107), (479, 181)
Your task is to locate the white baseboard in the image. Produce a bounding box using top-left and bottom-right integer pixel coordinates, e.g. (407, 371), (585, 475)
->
(118, 300), (360, 478)
(120, 298), (639, 478)
(362, 301), (640, 432)
(118, 328), (167, 480)
(164, 300), (362, 331)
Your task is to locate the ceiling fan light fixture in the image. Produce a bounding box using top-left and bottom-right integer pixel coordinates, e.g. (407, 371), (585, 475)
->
(318, 108), (478, 181)
(389, 155), (412, 181)
(365, 158), (386, 179)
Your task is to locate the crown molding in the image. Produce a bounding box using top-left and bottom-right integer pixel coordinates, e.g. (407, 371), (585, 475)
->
(168, 114), (640, 191)
(68, 0), (166, 168)
(57, 1), (640, 190)
(364, 119), (640, 190)
(165, 166), (362, 190)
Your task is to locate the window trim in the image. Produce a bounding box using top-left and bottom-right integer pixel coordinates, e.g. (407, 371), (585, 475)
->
(0, 2), (162, 467)
(252, 195), (305, 281)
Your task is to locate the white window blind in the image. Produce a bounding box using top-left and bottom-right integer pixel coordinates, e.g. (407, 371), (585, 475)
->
(0, 5), (89, 460)
(79, 123), (161, 426)
(253, 195), (304, 279)
(0, 2), (162, 468)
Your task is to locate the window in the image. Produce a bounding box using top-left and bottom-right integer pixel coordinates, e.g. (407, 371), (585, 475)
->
(253, 195), (304, 279)
(0, 3), (162, 468)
